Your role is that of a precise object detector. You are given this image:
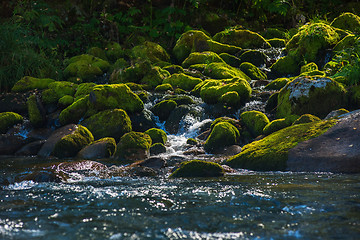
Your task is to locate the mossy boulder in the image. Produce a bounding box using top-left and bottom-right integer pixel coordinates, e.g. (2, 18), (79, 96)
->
(170, 160), (224, 178)
(52, 125), (94, 158)
(87, 46), (108, 61)
(48, 81), (77, 99)
(263, 118), (290, 136)
(262, 28), (287, 39)
(206, 39), (242, 55)
(110, 61), (152, 84)
(164, 95), (195, 105)
(299, 70), (326, 77)
(182, 51), (224, 68)
(64, 54), (110, 82)
(82, 109), (132, 141)
(90, 84), (144, 114)
(293, 114), (321, 125)
(324, 108), (349, 119)
(186, 138), (198, 145)
(140, 66), (170, 89)
(270, 55), (300, 76)
(240, 111), (270, 137)
(333, 34), (357, 51)
(331, 12), (360, 34)
(105, 42), (124, 62)
(150, 142), (167, 155)
(163, 65), (184, 74)
(203, 62), (250, 81)
(264, 78), (289, 90)
(27, 95), (45, 128)
(144, 128), (167, 145)
(226, 119), (337, 171)
(77, 137), (116, 159)
(59, 96), (89, 125)
(300, 62), (318, 74)
(74, 83), (96, 101)
(151, 100), (177, 121)
(58, 95), (74, 108)
(239, 50), (268, 67)
(285, 23), (340, 63)
(239, 62), (267, 80)
(277, 76), (347, 118)
(267, 38), (286, 48)
(213, 29), (271, 49)
(219, 91), (240, 107)
(199, 77), (251, 105)
(131, 41), (170, 64)
(0, 112), (23, 133)
(204, 122), (240, 153)
(173, 30), (211, 63)
(219, 53), (241, 67)
(155, 83), (173, 92)
(12, 76), (55, 92)
(163, 73), (202, 91)
(115, 131), (152, 162)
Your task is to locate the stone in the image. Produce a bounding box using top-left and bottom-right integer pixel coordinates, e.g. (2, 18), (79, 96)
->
(0, 112), (23, 134)
(182, 51), (224, 68)
(115, 132), (152, 162)
(15, 140), (46, 156)
(151, 100), (177, 121)
(77, 137), (116, 159)
(27, 94), (46, 128)
(331, 12), (360, 34)
(131, 41), (170, 64)
(239, 50), (268, 67)
(264, 78), (289, 90)
(149, 143), (167, 155)
(163, 73), (202, 91)
(144, 128), (167, 145)
(11, 76), (54, 92)
(204, 122), (240, 153)
(240, 110), (270, 137)
(239, 62), (267, 80)
(203, 62), (250, 81)
(213, 29), (271, 49)
(170, 160), (224, 178)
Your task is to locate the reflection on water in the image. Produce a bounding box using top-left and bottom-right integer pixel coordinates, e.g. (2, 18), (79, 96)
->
(1, 173), (360, 239)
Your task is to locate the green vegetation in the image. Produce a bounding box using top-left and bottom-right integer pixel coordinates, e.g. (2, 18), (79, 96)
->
(170, 160), (224, 178)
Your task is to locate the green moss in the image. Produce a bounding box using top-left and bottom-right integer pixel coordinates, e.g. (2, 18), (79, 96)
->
(82, 109), (132, 141)
(93, 137), (117, 157)
(204, 122), (240, 153)
(213, 29), (271, 49)
(164, 95), (195, 105)
(239, 50), (268, 67)
(264, 78), (289, 90)
(170, 160), (224, 178)
(300, 62), (318, 74)
(48, 81), (78, 99)
(155, 84), (173, 92)
(87, 47), (108, 61)
(210, 117), (241, 132)
(199, 77), (251, 104)
(173, 30), (211, 63)
(204, 62), (251, 81)
(145, 128), (167, 145)
(163, 65), (184, 74)
(262, 28), (287, 39)
(105, 42), (124, 62)
(333, 34), (357, 51)
(59, 96), (89, 125)
(115, 131), (152, 160)
(240, 110), (270, 137)
(267, 38), (286, 48)
(270, 55), (300, 76)
(12, 76), (55, 92)
(206, 39), (242, 55)
(58, 95), (74, 108)
(52, 125), (94, 158)
(140, 66), (170, 89)
(263, 118), (289, 136)
(219, 91), (240, 107)
(0, 112), (23, 133)
(131, 41), (170, 64)
(90, 84), (144, 114)
(239, 62), (267, 80)
(151, 100), (177, 121)
(299, 70), (326, 77)
(41, 89), (58, 104)
(293, 114), (321, 125)
(137, 91), (149, 102)
(219, 53), (241, 67)
(163, 73), (202, 91)
(150, 142), (167, 155)
(226, 119), (337, 171)
(110, 58), (129, 73)
(186, 138), (198, 145)
(27, 95), (44, 128)
(74, 83), (96, 101)
(125, 82), (144, 91)
(182, 51), (224, 68)
(331, 12), (360, 34)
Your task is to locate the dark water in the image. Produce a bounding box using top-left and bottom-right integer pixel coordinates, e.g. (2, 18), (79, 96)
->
(1, 171), (359, 240)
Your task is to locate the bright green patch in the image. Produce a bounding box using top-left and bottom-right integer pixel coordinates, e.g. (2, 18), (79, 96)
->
(300, 62), (318, 74)
(204, 62), (251, 81)
(264, 78), (289, 90)
(263, 118), (289, 136)
(213, 29), (271, 49)
(155, 83), (173, 92)
(12, 76), (55, 92)
(131, 41), (170, 64)
(182, 51), (224, 68)
(163, 73), (202, 91)
(27, 95), (44, 128)
(0, 112), (23, 134)
(240, 110), (270, 137)
(145, 128), (167, 145)
(170, 160), (224, 178)
(293, 114), (321, 125)
(239, 62), (267, 80)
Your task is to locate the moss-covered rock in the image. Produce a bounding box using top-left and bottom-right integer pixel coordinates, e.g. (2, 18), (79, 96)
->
(150, 142), (167, 155)
(131, 41), (170, 64)
(77, 137), (116, 159)
(213, 29), (271, 49)
(27, 94), (45, 128)
(170, 160), (224, 178)
(299, 70), (326, 77)
(144, 128), (167, 145)
(240, 110), (270, 137)
(155, 83), (173, 92)
(182, 51), (224, 68)
(199, 77), (251, 105)
(270, 55), (300, 76)
(277, 76), (347, 118)
(52, 125), (94, 158)
(48, 81), (78, 99)
(263, 118), (289, 136)
(140, 66), (170, 89)
(59, 96), (89, 125)
(90, 84), (144, 113)
(331, 12), (360, 34)
(267, 38), (286, 48)
(239, 62), (267, 80)
(173, 30), (211, 63)
(204, 122), (240, 153)
(324, 108), (349, 119)
(151, 100), (177, 121)
(164, 95), (195, 105)
(262, 28), (287, 39)
(87, 46), (108, 61)
(226, 119), (337, 171)
(58, 95), (74, 108)
(265, 92), (279, 113)
(82, 109), (132, 141)
(12, 76), (55, 92)
(264, 78), (289, 90)
(105, 42), (124, 62)
(219, 91), (240, 107)
(285, 23), (340, 63)
(163, 73), (202, 91)
(186, 138), (198, 145)
(239, 50), (268, 67)
(0, 112), (23, 134)
(115, 131), (152, 162)
(74, 83), (96, 101)
(64, 54), (110, 82)
(203, 62), (250, 81)
(206, 39), (242, 55)
(163, 65), (184, 74)
(219, 53), (241, 67)
(110, 61), (151, 84)
(333, 34), (357, 51)
(300, 62), (318, 74)
(293, 114), (321, 125)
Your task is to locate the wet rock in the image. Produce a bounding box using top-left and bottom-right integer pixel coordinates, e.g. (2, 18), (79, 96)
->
(151, 100), (177, 121)
(324, 108), (349, 120)
(114, 132), (152, 162)
(215, 145), (242, 156)
(0, 134), (29, 155)
(239, 50), (268, 67)
(15, 140), (46, 156)
(128, 166), (157, 177)
(77, 137), (116, 159)
(55, 160), (108, 172)
(145, 128), (167, 145)
(129, 109), (156, 132)
(183, 147), (205, 156)
(240, 110), (270, 137)
(0, 112), (23, 134)
(204, 122), (240, 153)
(0, 92), (31, 115)
(150, 143), (167, 155)
(27, 128), (53, 141)
(170, 160), (224, 178)
(137, 157), (167, 169)
(165, 105), (192, 134)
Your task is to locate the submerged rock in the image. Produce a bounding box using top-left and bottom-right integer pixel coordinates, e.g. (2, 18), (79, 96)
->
(170, 160), (224, 178)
